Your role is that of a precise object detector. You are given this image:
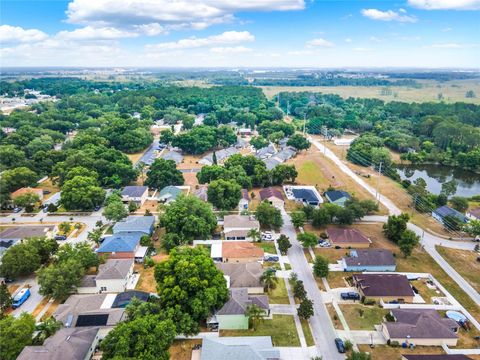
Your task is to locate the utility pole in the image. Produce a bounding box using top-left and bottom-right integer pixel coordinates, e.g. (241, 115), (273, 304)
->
(375, 162), (383, 205)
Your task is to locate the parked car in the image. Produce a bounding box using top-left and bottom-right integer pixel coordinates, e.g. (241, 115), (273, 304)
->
(54, 235), (67, 241)
(334, 338), (346, 353)
(264, 255), (279, 262)
(42, 190), (51, 195)
(94, 205), (102, 211)
(262, 231), (273, 241)
(13, 207), (22, 213)
(340, 292), (360, 301)
(12, 288), (31, 309)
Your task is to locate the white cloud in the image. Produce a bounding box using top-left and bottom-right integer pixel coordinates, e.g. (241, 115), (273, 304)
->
(344, 38), (352, 43)
(210, 46), (252, 53)
(353, 47), (372, 52)
(306, 38), (334, 47)
(370, 36), (383, 43)
(66, 0), (305, 30)
(0, 25), (48, 44)
(287, 49), (315, 55)
(407, 0), (480, 10)
(430, 43), (462, 48)
(56, 24), (165, 41)
(146, 31), (254, 51)
(361, 9), (417, 23)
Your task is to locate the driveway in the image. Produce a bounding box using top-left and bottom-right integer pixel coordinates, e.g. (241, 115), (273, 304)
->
(11, 276), (43, 318)
(282, 210), (345, 360)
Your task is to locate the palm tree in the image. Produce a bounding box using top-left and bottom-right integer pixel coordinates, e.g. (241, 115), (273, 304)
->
(36, 317), (62, 343)
(260, 269), (278, 293)
(136, 162), (147, 183)
(248, 228), (261, 243)
(246, 304), (264, 331)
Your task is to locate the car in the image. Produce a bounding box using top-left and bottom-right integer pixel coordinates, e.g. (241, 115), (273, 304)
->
(340, 292), (360, 301)
(54, 235), (67, 241)
(93, 205), (101, 211)
(335, 338), (346, 353)
(42, 190), (51, 195)
(264, 255), (279, 262)
(13, 207), (22, 213)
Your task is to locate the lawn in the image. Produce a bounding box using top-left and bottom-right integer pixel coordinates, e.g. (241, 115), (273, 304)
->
(326, 303), (343, 330)
(357, 345), (446, 360)
(268, 278), (290, 304)
(134, 264), (157, 293)
(410, 279), (443, 304)
(436, 246), (480, 293)
(220, 314), (301, 347)
(338, 304), (388, 330)
(169, 339), (202, 360)
(254, 242), (277, 254)
(326, 272), (353, 289)
(313, 247), (346, 264)
(300, 319), (315, 346)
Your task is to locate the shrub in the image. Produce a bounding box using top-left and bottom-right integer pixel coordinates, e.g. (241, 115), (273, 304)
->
(344, 339), (353, 351)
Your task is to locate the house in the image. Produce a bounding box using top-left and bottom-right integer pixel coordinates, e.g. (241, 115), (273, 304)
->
(77, 259), (134, 294)
(199, 147), (239, 166)
(466, 207), (480, 221)
(259, 187), (284, 208)
(121, 186), (148, 205)
(327, 227), (371, 248)
(194, 185), (208, 202)
(222, 241), (264, 263)
(11, 187), (44, 201)
(401, 355), (473, 360)
(382, 309), (458, 346)
(263, 157), (282, 170)
(272, 146), (296, 162)
(432, 205), (468, 226)
(256, 144), (276, 160)
(53, 294), (126, 337)
(211, 288), (269, 330)
(200, 336), (280, 360)
(238, 128), (253, 136)
(0, 225), (55, 259)
(96, 233), (142, 259)
(112, 216), (155, 235)
(342, 249), (396, 272)
(353, 274), (415, 303)
(324, 190), (351, 207)
(223, 215), (260, 241)
(158, 185), (182, 204)
(160, 150), (183, 164)
(291, 188), (321, 206)
(238, 189), (250, 211)
(17, 327), (100, 360)
(216, 262), (264, 294)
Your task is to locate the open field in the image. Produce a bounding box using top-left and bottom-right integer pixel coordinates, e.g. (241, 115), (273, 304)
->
(220, 314), (301, 347)
(259, 79), (480, 104)
(339, 304), (388, 330)
(436, 246), (480, 293)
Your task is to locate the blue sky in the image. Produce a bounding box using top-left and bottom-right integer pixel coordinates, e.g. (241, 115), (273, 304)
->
(1, 0), (479, 67)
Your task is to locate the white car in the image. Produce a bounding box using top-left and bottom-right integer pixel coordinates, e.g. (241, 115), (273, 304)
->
(262, 231), (273, 241)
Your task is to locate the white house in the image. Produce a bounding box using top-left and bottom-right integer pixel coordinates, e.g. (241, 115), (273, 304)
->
(466, 207), (480, 221)
(77, 259), (134, 294)
(223, 215), (260, 241)
(121, 186), (148, 205)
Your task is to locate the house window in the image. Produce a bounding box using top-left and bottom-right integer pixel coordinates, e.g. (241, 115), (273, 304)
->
(100, 287), (107, 292)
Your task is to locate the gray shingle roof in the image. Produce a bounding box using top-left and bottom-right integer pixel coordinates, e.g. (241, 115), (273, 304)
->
(161, 151), (183, 164)
(112, 216), (155, 235)
(216, 262), (263, 288)
(96, 259), (133, 280)
(434, 206), (467, 222)
(201, 336), (279, 360)
(344, 249), (395, 267)
(324, 190), (351, 202)
(354, 274), (414, 297)
(121, 186), (148, 198)
(216, 288), (269, 316)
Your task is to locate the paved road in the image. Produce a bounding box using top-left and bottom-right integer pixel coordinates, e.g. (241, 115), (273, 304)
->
(11, 276), (42, 318)
(281, 210), (345, 360)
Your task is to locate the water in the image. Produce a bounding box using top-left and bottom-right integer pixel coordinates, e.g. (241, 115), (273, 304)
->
(396, 164), (480, 197)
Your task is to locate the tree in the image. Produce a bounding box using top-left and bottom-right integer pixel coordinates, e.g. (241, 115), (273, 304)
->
(247, 228), (261, 243)
(297, 298), (314, 320)
(250, 136), (269, 150)
(58, 221), (72, 235)
(291, 210), (306, 228)
(160, 195), (217, 249)
(0, 243), (41, 279)
(313, 255), (329, 278)
(260, 269), (278, 293)
(463, 219), (480, 237)
(293, 280), (307, 300)
(398, 229), (420, 257)
(207, 179), (242, 210)
(103, 199), (128, 222)
(159, 129), (174, 144)
(0, 283), (12, 315)
(13, 192), (40, 212)
(1, 167), (38, 192)
(128, 201), (138, 213)
(287, 134), (311, 151)
(60, 176), (105, 210)
(255, 201), (283, 229)
(312, 207), (333, 227)
(145, 158), (184, 190)
(347, 351), (372, 360)
(101, 315), (176, 360)
(35, 317), (62, 344)
(154, 247), (228, 335)
(270, 164), (298, 185)
(441, 179), (458, 198)
(25, 237), (58, 264)
(298, 232), (318, 248)
(38, 258), (85, 299)
(87, 228), (103, 245)
(140, 235), (153, 248)
(383, 213), (410, 243)
(246, 304), (264, 331)
(0, 313), (36, 360)
(449, 196), (469, 212)
(56, 242), (99, 270)
(277, 234), (292, 254)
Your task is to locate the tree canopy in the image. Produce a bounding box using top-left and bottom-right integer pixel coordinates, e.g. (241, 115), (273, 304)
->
(145, 158), (184, 190)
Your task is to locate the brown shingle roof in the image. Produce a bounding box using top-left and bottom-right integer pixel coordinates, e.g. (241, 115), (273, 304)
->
(224, 215), (260, 229)
(327, 227), (370, 244)
(259, 187), (284, 201)
(353, 274), (414, 297)
(386, 309), (458, 339)
(222, 241), (264, 259)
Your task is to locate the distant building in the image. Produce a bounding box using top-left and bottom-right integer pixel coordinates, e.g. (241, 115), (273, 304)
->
(161, 150), (183, 164)
(353, 273), (415, 303)
(199, 147), (239, 166)
(401, 355), (473, 360)
(432, 205), (468, 226)
(0, 225), (55, 259)
(121, 186), (148, 205)
(342, 249), (396, 272)
(238, 128), (253, 136)
(224, 215), (260, 241)
(256, 144), (276, 160)
(194, 185), (209, 202)
(324, 190), (351, 207)
(327, 227), (371, 249)
(77, 259), (134, 294)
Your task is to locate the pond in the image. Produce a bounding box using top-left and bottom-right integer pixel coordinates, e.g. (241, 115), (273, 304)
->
(396, 164), (480, 197)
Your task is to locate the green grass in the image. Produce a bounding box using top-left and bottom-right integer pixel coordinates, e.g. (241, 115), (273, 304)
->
(263, 261), (281, 270)
(300, 319), (315, 346)
(338, 304), (388, 330)
(269, 279), (290, 304)
(297, 160), (329, 187)
(284, 263), (292, 270)
(220, 315), (300, 347)
(255, 242), (277, 254)
(104, 225), (114, 235)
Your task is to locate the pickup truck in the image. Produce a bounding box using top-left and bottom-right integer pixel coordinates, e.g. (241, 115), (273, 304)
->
(12, 287), (31, 309)
(340, 292), (360, 301)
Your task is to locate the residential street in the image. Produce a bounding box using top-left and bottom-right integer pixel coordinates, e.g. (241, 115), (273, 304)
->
(10, 276), (42, 318)
(281, 210), (345, 360)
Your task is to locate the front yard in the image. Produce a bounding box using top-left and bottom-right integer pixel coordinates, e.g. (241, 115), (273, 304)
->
(338, 304), (388, 330)
(357, 345), (446, 360)
(254, 241), (277, 254)
(220, 314), (301, 347)
(436, 246), (480, 293)
(268, 278), (289, 304)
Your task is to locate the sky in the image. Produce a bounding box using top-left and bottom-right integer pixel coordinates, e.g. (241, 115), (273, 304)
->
(1, 0), (479, 68)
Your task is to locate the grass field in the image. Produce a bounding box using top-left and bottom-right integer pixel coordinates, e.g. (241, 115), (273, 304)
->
(300, 319), (315, 346)
(268, 279), (289, 304)
(436, 246), (480, 293)
(220, 314), (301, 347)
(339, 304), (388, 330)
(357, 345), (447, 360)
(259, 79), (480, 104)
(254, 241), (276, 254)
